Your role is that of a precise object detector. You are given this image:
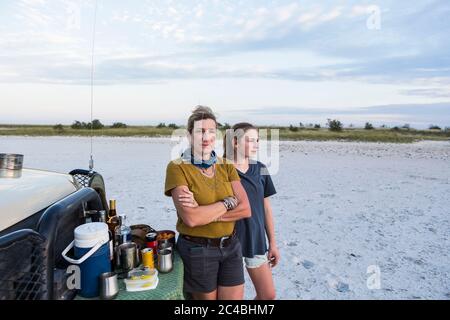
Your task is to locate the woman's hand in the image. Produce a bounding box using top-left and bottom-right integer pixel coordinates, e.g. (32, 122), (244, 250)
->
(268, 244), (280, 268)
(178, 188), (199, 208)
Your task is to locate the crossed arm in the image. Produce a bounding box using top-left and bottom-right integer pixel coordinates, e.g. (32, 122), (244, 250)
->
(170, 180), (251, 228)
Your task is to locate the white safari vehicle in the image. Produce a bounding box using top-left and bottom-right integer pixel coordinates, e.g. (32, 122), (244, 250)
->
(0, 154), (108, 300)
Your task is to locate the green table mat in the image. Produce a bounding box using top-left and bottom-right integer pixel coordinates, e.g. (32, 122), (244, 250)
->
(76, 250), (185, 300)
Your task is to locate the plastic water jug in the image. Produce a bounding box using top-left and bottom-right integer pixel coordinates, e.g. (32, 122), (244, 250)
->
(62, 222), (111, 298)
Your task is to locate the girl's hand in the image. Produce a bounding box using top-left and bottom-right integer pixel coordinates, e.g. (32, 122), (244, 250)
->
(178, 188), (199, 208)
(268, 244), (280, 268)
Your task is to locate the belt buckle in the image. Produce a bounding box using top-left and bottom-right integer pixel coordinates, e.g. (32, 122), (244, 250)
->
(219, 236), (229, 248)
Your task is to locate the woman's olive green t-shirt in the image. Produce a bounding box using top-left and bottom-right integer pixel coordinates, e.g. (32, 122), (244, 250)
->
(164, 157), (240, 238)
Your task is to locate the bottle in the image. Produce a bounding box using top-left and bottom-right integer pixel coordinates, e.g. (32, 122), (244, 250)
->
(107, 199), (120, 270)
(107, 200), (120, 237)
(115, 214), (132, 245)
(109, 199), (117, 218)
(108, 229), (114, 270)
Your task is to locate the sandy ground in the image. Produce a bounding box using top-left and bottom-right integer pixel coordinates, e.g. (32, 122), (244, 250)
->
(1, 136), (449, 299)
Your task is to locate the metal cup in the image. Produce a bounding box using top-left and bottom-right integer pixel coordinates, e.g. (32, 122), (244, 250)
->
(99, 272), (119, 300)
(0, 169), (22, 178)
(84, 210), (107, 223)
(158, 239), (173, 251)
(157, 248), (173, 273)
(119, 242), (138, 272)
(0, 154), (23, 170)
(96, 210), (108, 223)
(0, 154), (23, 179)
(82, 210), (97, 224)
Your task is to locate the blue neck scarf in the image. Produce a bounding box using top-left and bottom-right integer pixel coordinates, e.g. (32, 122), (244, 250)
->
(182, 147), (217, 169)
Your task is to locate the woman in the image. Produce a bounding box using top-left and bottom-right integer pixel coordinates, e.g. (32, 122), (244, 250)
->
(180, 122), (280, 300)
(164, 106), (251, 300)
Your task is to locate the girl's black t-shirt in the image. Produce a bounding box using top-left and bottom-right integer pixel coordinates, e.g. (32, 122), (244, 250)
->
(235, 161), (277, 258)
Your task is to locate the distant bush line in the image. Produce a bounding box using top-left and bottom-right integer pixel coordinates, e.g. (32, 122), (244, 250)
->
(1, 118), (443, 143)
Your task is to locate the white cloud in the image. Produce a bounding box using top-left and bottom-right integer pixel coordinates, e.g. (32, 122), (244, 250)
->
(296, 6), (343, 29)
(195, 5), (204, 18)
(0, 31), (79, 51)
(112, 13), (130, 23)
(174, 29), (186, 41)
(297, 10), (321, 24)
(350, 5), (372, 17)
(1, 0), (448, 92)
(255, 7), (269, 17)
(275, 3), (299, 23)
(0, 66), (20, 79)
(19, 6), (52, 27)
(167, 6), (178, 17)
(319, 7), (343, 22)
(162, 24), (178, 39)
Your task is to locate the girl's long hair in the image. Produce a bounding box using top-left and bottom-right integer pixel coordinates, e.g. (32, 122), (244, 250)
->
(223, 122), (257, 160)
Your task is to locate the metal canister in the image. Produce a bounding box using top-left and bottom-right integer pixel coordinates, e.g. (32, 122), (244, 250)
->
(119, 242), (137, 272)
(0, 153), (23, 170)
(0, 154), (23, 178)
(141, 248), (154, 269)
(145, 232), (158, 262)
(145, 232), (158, 248)
(157, 248), (173, 273)
(97, 210), (107, 223)
(145, 232), (157, 242)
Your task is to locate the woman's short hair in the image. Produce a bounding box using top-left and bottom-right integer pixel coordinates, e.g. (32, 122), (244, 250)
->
(187, 105), (217, 133)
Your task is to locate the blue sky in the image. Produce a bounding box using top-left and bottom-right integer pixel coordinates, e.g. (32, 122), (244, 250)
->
(0, 0), (449, 128)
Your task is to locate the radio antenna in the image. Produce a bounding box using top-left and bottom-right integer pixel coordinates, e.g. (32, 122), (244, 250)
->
(89, 0), (98, 173)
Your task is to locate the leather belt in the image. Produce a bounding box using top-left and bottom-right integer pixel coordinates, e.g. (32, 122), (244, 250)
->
(181, 229), (236, 248)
